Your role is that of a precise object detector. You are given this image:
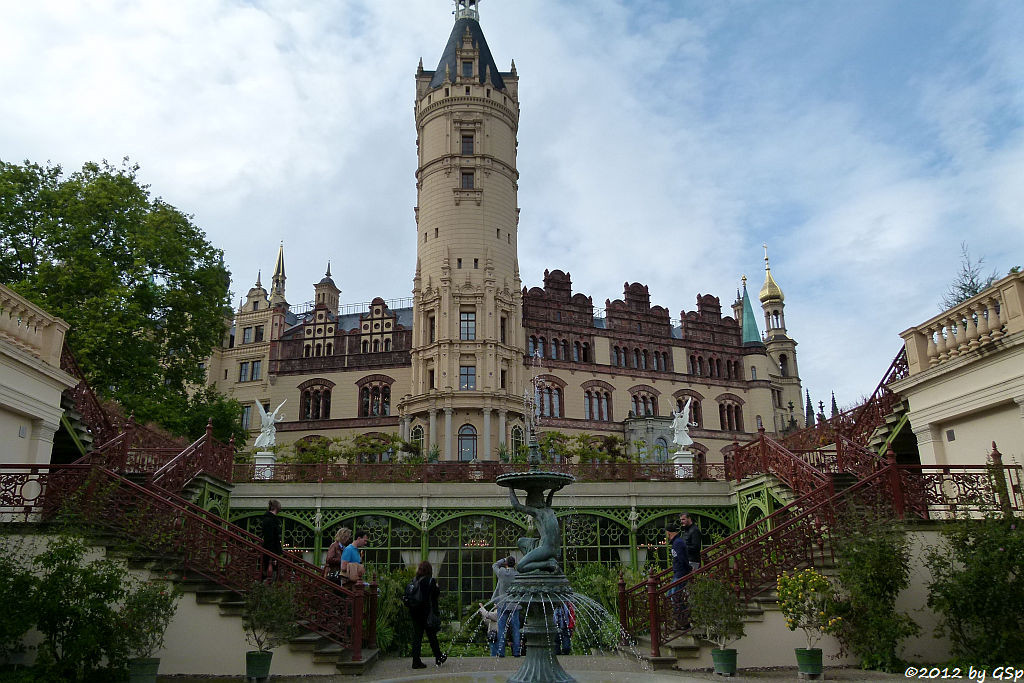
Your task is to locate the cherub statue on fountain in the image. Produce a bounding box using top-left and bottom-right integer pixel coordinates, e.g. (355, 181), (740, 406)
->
(509, 486), (560, 573)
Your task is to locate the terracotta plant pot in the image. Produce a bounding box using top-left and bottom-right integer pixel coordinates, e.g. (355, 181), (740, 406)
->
(246, 650), (274, 680)
(711, 648), (738, 676)
(127, 657), (160, 683)
(795, 647), (823, 676)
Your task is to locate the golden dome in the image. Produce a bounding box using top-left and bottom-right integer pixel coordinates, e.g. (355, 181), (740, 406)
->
(759, 245), (784, 303)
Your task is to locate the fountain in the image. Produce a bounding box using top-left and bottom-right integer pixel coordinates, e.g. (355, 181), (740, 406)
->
(495, 431), (576, 683)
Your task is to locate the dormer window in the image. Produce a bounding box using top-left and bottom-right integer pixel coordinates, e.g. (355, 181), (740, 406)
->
(462, 60), (473, 78)
(252, 301), (259, 311)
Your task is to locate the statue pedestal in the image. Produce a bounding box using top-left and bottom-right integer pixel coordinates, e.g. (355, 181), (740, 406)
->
(254, 451), (276, 480)
(672, 448), (694, 479)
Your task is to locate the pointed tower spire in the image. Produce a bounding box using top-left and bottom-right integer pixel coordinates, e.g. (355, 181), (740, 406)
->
(325, 261), (332, 278)
(805, 389), (814, 428)
(269, 242), (288, 307)
(740, 276), (763, 347)
(255, 270), (262, 288)
(831, 391), (839, 418)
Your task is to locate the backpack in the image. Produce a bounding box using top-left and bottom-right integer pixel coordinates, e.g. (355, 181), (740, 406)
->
(567, 602), (576, 630)
(402, 577), (429, 609)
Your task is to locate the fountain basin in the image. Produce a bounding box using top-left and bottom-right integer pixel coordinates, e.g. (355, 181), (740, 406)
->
(495, 471), (574, 492)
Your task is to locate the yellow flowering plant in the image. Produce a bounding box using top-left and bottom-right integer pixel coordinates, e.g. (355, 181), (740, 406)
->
(776, 569), (842, 649)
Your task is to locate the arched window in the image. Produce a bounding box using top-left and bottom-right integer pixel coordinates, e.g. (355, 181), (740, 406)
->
(381, 386), (390, 416)
(698, 357), (705, 376)
(561, 340), (569, 360)
(362, 340), (369, 353)
(552, 388), (561, 417)
(315, 343), (322, 357)
(631, 395), (640, 416)
(654, 438), (669, 463)
(360, 387), (370, 416)
(574, 342), (581, 362)
(750, 366), (757, 380)
(662, 353), (669, 371)
(326, 342), (333, 355)
(779, 354), (789, 377)
(384, 339), (392, 352)
(372, 339), (380, 353)
(410, 425), (424, 454)
(304, 345), (311, 358)
(538, 337), (546, 358)
(550, 338), (559, 359)
(458, 424), (477, 462)
(528, 336), (536, 355)
(357, 377), (394, 417)
(584, 392), (592, 419)
(510, 425), (525, 457)
(677, 397), (702, 428)
(634, 349), (641, 368)
(689, 355), (696, 374)
(716, 358), (722, 377)
(601, 392), (610, 421)
(582, 343), (590, 362)
(301, 384), (332, 420)
(652, 353), (660, 371)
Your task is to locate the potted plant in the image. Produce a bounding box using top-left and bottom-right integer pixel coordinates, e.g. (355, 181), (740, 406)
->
(689, 576), (745, 676)
(242, 580), (300, 680)
(777, 568), (842, 677)
(119, 580), (181, 683)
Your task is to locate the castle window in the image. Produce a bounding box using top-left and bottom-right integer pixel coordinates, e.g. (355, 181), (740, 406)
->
(652, 353), (659, 371)
(500, 316), (507, 344)
(457, 258), (463, 269)
(255, 326), (264, 342)
(301, 386), (332, 420)
(361, 340), (369, 353)
(435, 228), (438, 238)
(474, 258), (479, 269)
(465, 86), (471, 95)
(428, 369), (435, 389)
(537, 337), (546, 358)
(550, 338), (558, 360)
(779, 354), (789, 377)
(315, 343), (322, 356)
(582, 343), (590, 362)
(461, 170), (474, 189)
(528, 336), (536, 355)
(459, 365), (476, 391)
(429, 316), (436, 343)
(410, 425), (424, 454)
(751, 366), (757, 380)
(251, 360), (262, 381)
(718, 400), (744, 432)
(241, 405), (252, 430)
(462, 134), (474, 155)
(630, 389), (658, 416)
(243, 327), (253, 344)
(510, 425), (524, 457)
(326, 342), (333, 355)
(574, 342), (581, 362)
(561, 340), (569, 360)
(460, 311), (476, 340)
(238, 362), (250, 382)
(500, 369), (507, 389)
(634, 349), (641, 368)
(384, 339), (391, 352)
(304, 345), (311, 358)
(372, 339), (379, 353)
(458, 424), (477, 462)
(462, 60), (473, 78)
(252, 301), (259, 311)
(642, 350), (649, 370)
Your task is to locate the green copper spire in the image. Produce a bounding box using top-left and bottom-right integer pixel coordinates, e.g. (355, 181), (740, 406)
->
(740, 276), (763, 346)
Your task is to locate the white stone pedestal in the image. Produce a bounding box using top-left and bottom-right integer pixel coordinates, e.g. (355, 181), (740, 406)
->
(254, 451), (276, 480)
(672, 448), (694, 479)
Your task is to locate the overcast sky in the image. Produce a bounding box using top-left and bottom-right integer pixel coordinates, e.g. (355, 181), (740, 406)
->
(2, 0), (1022, 411)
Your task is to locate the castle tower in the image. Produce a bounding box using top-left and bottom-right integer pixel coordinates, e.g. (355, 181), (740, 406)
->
(759, 245), (802, 430)
(313, 262), (340, 316)
(268, 243), (289, 341)
(400, 0), (525, 461)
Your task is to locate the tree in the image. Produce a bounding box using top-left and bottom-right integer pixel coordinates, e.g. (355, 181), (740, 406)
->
(0, 158), (242, 442)
(940, 243), (998, 310)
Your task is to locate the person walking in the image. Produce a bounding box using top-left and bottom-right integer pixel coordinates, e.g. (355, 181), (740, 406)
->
(341, 529), (369, 586)
(477, 603), (499, 656)
(679, 512), (703, 571)
(553, 601), (575, 655)
(260, 499), (283, 582)
(492, 556), (521, 657)
(406, 561), (446, 669)
(666, 523), (691, 627)
(323, 527), (351, 584)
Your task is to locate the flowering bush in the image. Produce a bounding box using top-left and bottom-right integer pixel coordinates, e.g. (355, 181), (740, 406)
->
(119, 580), (181, 659)
(777, 568), (842, 649)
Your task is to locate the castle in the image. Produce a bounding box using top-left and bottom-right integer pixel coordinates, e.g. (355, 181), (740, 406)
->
(205, 0), (804, 466)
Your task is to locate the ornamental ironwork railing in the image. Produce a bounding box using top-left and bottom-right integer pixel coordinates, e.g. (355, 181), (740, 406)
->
(780, 346), (908, 452)
(232, 461), (729, 484)
(620, 449), (1022, 656)
(0, 464), (377, 660)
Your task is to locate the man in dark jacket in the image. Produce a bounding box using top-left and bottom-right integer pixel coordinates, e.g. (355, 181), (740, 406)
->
(665, 523), (691, 627)
(679, 512), (703, 570)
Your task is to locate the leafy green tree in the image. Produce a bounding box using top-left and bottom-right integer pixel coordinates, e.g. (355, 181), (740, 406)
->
(0, 158), (240, 442)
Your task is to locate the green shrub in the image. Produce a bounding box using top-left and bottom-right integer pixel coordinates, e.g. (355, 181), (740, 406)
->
(368, 565), (416, 656)
(689, 576), (745, 650)
(925, 514), (1023, 665)
(242, 581), (300, 652)
(119, 580), (181, 659)
(0, 545), (35, 660)
(832, 510), (918, 671)
(31, 534), (130, 680)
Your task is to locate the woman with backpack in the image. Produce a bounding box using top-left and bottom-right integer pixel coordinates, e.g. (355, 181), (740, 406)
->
(405, 561), (446, 669)
(322, 527), (351, 584)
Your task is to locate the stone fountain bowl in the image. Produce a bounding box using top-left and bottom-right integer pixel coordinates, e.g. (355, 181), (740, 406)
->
(495, 470), (574, 491)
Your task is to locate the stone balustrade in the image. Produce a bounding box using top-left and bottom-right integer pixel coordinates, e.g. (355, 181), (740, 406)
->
(900, 271), (1024, 375)
(0, 284), (69, 367)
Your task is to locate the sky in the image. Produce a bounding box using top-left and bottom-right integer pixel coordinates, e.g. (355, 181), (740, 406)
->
(2, 0), (1022, 411)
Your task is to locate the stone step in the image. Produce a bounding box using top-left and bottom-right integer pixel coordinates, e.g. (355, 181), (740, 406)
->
(336, 648), (379, 674)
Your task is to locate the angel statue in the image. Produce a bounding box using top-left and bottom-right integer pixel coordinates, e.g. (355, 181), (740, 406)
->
(671, 397), (695, 450)
(254, 400), (287, 450)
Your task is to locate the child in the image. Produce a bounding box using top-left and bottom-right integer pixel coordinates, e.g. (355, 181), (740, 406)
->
(477, 603), (499, 656)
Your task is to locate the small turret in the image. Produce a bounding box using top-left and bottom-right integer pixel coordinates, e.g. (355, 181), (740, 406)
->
(269, 242), (288, 308)
(314, 262), (340, 316)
